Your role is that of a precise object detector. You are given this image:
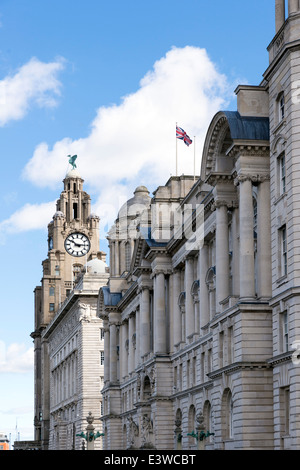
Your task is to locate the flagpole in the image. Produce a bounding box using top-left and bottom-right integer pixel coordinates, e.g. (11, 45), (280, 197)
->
(176, 122), (178, 176)
(194, 136), (196, 182)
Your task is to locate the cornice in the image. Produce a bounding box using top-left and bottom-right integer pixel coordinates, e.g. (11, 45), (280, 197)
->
(207, 361), (272, 380)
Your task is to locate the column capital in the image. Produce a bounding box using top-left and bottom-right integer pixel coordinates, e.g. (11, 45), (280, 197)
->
(150, 268), (172, 278)
(234, 173), (270, 186)
(211, 199), (239, 211)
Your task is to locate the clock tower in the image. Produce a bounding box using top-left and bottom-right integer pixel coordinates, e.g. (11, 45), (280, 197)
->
(32, 162), (106, 447)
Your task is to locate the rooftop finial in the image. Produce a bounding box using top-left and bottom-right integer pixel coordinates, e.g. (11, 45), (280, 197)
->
(68, 154), (77, 169)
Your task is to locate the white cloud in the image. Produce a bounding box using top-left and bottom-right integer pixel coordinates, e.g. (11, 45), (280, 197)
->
(0, 200), (56, 243)
(2, 47), (234, 239)
(0, 57), (65, 125)
(0, 341), (33, 373)
(23, 46), (233, 200)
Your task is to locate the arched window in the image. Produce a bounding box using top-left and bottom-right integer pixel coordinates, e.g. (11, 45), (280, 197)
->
(178, 292), (186, 342)
(143, 376), (151, 401)
(203, 400), (213, 442)
(221, 388), (234, 440)
(188, 404), (196, 448)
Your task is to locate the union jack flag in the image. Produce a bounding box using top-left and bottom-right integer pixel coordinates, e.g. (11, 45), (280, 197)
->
(176, 126), (193, 146)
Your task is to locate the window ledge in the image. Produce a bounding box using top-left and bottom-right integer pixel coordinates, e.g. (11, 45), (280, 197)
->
(273, 191), (287, 205)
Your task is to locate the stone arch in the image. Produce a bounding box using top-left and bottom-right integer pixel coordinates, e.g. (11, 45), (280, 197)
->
(271, 133), (287, 154)
(143, 375), (151, 400)
(187, 404), (196, 446)
(191, 279), (200, 299)
(201, 112), (233, 180)
(203, 400), (213, 440)
(221, 388), (234, 440)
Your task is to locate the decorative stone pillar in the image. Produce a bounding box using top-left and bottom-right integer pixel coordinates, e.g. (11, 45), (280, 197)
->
(103, 320), (110, 384)
(140, 287), (150, 358)
(257, 176), (272, 299)
(199, 243), (209, 330)
(114, 241), (119, 276)
(215, 201), (230, 311)
(185, 257), (194, 340)
(173, 269), (182, 346)
(135, 308), (140, 368)
(128, 314), (135, 374)
(110, 242), (115, 276)
(237, 176), (255, 300)
(154, 271), (167, 354)
(289, 0), (299, 15)
(109, 323), (117, 383)
(275, 0), (285, 32)
(121, 320), (128, 379)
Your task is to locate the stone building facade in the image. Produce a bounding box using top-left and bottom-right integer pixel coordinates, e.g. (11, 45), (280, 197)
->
(31, 168), (108, 450)
(98, 1), (300, 450)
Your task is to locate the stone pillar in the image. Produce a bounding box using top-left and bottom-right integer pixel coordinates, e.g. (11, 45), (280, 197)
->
(199, 243), (209, 330)
(114, 241), (119, 276)
(135, 308), (140, 368)
(110, 242), (115, 276)
(185, 257), (194, 339)
(257, 177), (272, 299)
(140, 287), (150, 358)
(173, 269), (182, 346)
(231, 207), (240, 296)
(154, 271), (167, 354)
(103, 322), (110, 384)
(289, 0), (299, 15)
(128, 314), (135, 374)
(238, 176), (255, 300)
(121, 321), (128, 379)
(215, 202), (230, 311)
(109, 313), (119, 383)
(276, 0), (285, 32)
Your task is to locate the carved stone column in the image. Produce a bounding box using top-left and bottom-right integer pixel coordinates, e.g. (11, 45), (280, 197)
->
(109, 312), (120, 384)
(199, 243), (209, 330)
(237, 176), (255, 300)
(154, 271), (167, 354)
(128, 314), (135, 374)
(173, 269), (182, 346)
(289, 0), (300, 14)
(140, 287), (150, 358)
(257, 176), (271, 299)
(121, 320), (128, 379)
(103, 320), (110, 384)
(185, 257), (194, 339)
(275, 0), (285, 32)
(215, 201), (230, 311)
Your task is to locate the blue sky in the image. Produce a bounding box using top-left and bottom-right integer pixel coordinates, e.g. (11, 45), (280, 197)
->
(0, 0), (275, 445)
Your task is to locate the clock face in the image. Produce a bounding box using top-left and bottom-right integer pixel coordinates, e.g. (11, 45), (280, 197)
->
(65, 232), (90, 257)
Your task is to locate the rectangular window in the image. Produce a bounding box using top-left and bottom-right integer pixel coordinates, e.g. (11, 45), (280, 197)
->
(279, 94), (285, 121)
(49, 286), (55, 296)
(282, 311), (289, 353)
(100, 351), (104, 365)
(100, 328), (105, 340)
(279, 153), (286, 194)
(280, 225), (287, 277)
(49, 303), (55, 312)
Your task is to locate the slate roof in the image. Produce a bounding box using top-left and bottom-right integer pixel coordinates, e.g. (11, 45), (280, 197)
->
(223, 111), (270, 141)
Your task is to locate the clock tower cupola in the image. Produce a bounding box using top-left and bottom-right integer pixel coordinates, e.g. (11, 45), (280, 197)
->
(38, 159), (106, 327)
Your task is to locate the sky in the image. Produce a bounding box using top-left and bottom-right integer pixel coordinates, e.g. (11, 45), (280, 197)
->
(0, 0), (276, 446)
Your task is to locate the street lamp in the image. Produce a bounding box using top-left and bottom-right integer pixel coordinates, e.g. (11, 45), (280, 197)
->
(76, 412), (104, 450)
